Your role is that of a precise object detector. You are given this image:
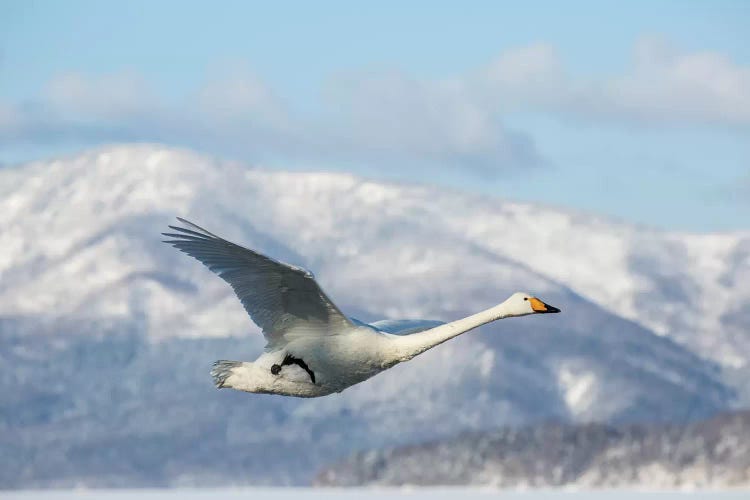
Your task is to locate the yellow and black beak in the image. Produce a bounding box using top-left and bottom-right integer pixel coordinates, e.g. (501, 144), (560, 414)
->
(529, 297), (561, 314)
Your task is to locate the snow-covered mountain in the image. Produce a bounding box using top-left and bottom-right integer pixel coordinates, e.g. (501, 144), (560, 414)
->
(0, 144), (746, 487)
(1, 145), (747, 367)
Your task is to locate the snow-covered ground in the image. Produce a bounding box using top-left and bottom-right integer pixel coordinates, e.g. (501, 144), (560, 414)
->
(3, 489), (750, 500)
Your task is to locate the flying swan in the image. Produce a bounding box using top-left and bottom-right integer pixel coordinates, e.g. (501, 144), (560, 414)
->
(163, 218), (560, 398)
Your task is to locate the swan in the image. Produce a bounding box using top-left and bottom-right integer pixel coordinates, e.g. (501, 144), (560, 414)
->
(163, 218), (560, 398)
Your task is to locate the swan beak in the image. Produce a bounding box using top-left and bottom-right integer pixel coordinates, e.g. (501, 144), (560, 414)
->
(530, 297), (561, 314)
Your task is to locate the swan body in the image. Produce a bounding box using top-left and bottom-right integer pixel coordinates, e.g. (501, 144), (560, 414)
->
(163, 218), (560, 398)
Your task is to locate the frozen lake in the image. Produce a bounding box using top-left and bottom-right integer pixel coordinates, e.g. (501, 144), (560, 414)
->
(2, 489), (749, 500)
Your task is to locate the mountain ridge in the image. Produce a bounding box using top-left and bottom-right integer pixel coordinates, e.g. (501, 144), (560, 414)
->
(1, 144), (746, 369)
(0, 144), (746, 487)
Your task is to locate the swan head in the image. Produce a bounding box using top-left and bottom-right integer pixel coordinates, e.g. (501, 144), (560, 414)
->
(504, 292), (561, 316)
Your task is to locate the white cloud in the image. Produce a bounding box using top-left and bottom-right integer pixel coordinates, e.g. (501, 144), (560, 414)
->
(194, 70), (291, 131)
(43, 71), (156, 119)
(477, 36), (750, 126)
(1, 37), (747, 173)
(608, 38), (750, 125)
(0, 69), (540, 175)
(483, 42), (565, 108)
(319, 72), (540, 173)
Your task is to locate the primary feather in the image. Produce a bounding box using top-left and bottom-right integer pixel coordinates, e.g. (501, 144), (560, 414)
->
(162, 218), (352, 349)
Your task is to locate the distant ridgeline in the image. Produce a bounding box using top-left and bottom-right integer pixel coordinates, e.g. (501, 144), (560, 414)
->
(316, 410), (750, 489)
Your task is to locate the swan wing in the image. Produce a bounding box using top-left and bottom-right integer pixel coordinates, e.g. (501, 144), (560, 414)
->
(369, 319), (445, 335)
(163, 218), (353, 348)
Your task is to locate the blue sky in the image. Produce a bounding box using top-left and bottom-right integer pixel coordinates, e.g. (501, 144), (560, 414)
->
(1, 0), (748, 231)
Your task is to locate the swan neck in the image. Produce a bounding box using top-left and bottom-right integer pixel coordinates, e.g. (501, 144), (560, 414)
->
(391, 302), (510, 361)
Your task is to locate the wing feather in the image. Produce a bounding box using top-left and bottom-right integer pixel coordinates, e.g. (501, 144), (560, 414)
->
(163, 218), (352, 348)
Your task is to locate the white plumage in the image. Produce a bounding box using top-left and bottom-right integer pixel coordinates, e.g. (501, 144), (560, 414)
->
(163, 218), (560, 398)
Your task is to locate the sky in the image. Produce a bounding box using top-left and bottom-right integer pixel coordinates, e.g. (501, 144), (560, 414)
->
(1, 0), (748, 232)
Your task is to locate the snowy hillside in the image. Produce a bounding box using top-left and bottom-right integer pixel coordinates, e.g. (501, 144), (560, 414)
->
(316, 410), (750, 488)
(0, 144), (746, 487)
(1, 145), (747, 367)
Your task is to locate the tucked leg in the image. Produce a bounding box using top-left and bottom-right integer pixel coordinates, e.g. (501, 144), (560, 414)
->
(270, 353), (316, 383)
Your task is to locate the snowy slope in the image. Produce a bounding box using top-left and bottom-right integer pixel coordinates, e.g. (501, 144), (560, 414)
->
(316, 410), (750, 488)
(0, 144), (745, 487)
(0, 145), (747, 366)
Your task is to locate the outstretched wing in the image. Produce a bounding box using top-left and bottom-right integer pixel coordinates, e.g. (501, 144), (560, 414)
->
(369, 319), (445, 336)
(162, 218), (353, 348)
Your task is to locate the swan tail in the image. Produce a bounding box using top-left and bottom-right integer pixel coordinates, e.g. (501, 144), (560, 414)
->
(210, 360), (242, 389)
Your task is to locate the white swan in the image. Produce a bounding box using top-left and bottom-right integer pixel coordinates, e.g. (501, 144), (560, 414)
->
(163, 218), (560, 398)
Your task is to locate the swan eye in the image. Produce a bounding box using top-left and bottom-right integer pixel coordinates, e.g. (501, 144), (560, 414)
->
(524, 297), (528, 301)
